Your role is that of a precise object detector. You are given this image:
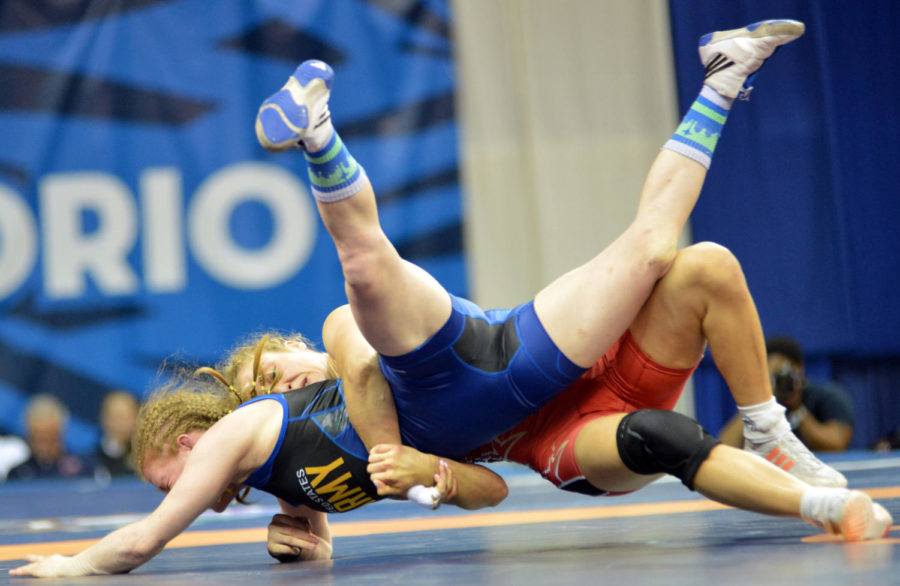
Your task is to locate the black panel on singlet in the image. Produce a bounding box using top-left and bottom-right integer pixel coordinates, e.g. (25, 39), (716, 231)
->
(452, 314), (521, 373)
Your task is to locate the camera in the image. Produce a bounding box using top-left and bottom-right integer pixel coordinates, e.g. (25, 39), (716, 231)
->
(771, 364), (798, 401)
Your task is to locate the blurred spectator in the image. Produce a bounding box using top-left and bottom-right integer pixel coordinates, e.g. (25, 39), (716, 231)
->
(7, 394), (97, 481)
(720, 335), (855, 451)
(0, 433), (29, 481)
(95, 390), (139, 477)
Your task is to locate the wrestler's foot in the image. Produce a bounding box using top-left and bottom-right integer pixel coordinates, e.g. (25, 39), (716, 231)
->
(804, 489), (893, 541)
(255, 60), (334, 152)
(744, 431), (848, 487)
(872, 502), (895, 538)
(699, 19), (805, 100)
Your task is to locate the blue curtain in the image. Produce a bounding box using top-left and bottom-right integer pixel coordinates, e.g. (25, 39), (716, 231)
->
(668, 1), (900, 448)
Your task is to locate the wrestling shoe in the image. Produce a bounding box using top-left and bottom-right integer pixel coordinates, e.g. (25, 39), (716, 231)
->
(699, 19), (805, 100)
(804, 489), (893, 541)
(745, 431), (848, 487)
(255, 60), (334, 152)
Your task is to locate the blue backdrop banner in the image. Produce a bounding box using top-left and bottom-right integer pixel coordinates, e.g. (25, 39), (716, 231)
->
(0, 0), (463, 453)
(668, 1), (900, 448)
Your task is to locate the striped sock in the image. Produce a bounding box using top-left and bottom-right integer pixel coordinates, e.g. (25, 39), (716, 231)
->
(304, 132), (367, 202)
(663, 86), (733, 168)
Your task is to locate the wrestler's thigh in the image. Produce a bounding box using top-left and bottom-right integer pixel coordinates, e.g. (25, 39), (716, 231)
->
(573, 413), (663, 493)
(628, 244), (718, 369)
(348, 258), (453, 357)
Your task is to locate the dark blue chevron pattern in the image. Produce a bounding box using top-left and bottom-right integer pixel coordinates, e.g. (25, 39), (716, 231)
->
(0, 0), (463, 455)
(0, 64), (215, 123)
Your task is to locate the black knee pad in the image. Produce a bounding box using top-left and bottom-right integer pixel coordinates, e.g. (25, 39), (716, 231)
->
(616, 409), (720, 490)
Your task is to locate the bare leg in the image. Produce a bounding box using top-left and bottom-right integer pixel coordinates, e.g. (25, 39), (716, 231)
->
(315, 178), (452, 356)
(629, 242), (771, 406)
(534, 151), (706, 367)
(693, 445), (805, 515)
(573, 413), (663, 493)
(534, 20), (808, 369)
(573, 414), (896, 542)
(693, 446), (893, 540)
(573, 413), (805, 516)
(628, 242), (847, 487)
(329, 112), (708, 363)
(255, 61), (455, 357)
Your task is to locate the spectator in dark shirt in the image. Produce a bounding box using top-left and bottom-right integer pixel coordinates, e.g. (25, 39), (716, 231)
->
(720, 335), (854, 451)
(8, 394), (96, 481)
(94, 390), (139, 477)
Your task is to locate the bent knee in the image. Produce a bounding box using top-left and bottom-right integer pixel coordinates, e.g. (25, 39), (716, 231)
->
(617, 409), (719, 490)
(668, 242), (746, 296)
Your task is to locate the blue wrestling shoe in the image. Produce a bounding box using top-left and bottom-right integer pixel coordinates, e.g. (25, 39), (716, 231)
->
(255, 60), (334, 152)
(699, 19), (805, 100)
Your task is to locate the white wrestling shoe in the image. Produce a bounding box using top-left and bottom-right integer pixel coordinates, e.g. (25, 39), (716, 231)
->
(745, 430), (848, 488)
(699, 19), (805, 100)
(804, 489), (893, 541)
(255, 59), (334, 152)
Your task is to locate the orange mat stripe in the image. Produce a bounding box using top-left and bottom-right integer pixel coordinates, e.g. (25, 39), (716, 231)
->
(2, 487), (898, 562)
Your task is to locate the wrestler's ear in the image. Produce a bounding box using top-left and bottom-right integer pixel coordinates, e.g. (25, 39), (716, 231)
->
(176, 433), (196, 451)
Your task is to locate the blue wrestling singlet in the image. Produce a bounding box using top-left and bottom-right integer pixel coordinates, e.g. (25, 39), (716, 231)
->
(381, 294), (587, 459)
(240, 382), (380, 514)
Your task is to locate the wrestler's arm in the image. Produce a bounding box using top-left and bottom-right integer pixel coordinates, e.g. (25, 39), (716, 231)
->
(368, 444), (509, 510)
(323, 304), (402, 449)
(323, 305), (509, 509)
(266, 500), (333, 563)
(794, 416), (853, 451)
(10, 410), (262, 578)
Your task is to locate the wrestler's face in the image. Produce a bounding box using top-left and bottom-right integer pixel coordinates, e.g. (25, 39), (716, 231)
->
(142, 431), (240, 513)
(235, 340), (329, 395)
(142, 443), (191, 495)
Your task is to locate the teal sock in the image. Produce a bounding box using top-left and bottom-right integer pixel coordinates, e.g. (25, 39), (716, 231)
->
(304, 131), (367, 202)
(663, 86), (733, 168)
